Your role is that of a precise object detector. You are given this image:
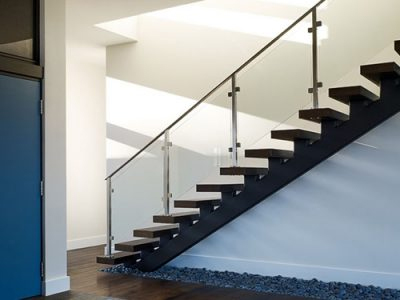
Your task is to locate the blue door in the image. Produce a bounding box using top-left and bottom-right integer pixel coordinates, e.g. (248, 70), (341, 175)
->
(0, 74), (42, 299)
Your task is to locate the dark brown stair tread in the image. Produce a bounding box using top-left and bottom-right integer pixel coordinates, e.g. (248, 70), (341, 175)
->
(360, 62), (400, 85)
(271, 129), (320, 142)
(196, 183), (245, 193)
(299, 108), (349, 123)
(153, 212), (200, 224)
(134, 224), (179, 238)
(245, 148), (294, 159)
(96, 251), (140, 265)
(395, 41), (400, 55)
(174, 198), (221, 208)
(329, 86), (379, 104)
(220, 167), (269, 176)
(115, 238), (159, 252)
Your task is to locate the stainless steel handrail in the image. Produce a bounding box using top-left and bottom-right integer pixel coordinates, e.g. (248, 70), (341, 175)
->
(105, 0), (326, 180)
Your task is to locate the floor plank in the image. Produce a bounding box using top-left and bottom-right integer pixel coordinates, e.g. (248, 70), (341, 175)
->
(32, 245), (310, 300)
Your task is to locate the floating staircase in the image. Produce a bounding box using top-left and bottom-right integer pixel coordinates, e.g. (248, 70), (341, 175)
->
(98, 40), (400, 271)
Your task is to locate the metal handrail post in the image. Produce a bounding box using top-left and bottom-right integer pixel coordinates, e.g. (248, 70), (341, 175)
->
(162, 130), (172, 215)
(106, 178), (112, 256)
(309, 7), (322, 108)
(230, 74), (239, 167)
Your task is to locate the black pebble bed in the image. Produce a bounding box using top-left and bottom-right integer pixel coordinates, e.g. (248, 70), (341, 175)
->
(103, 265), (400, 300)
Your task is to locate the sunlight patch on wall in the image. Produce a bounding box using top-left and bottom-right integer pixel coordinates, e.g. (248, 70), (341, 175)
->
(107, 77), (197, 138)
(106, 77), (292, 157)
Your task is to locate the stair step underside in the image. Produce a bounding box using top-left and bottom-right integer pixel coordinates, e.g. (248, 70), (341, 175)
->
(299, 108), (349, 123)
(174, 198), (221, 208)
(360, 62), (400, 85)
(97, 251), (141, 265)
(220, 167), (269, 176)
(271, 129), (320, 142)
(134, 224), (179, 238)
(395, 40), (400, 55)
(245, 148), (294, 159)
(153, 212), (200, 224)
(196, 183), (245, 193)
(329, 86), (379, 104)
(115, 238), (159, 252)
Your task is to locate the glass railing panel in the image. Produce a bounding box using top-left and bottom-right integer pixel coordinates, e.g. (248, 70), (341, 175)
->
(169, 81), (234, 203)
(235, 13), (317, 166)
(166, 11), (325, 202)
(317, 0), (400, 111)
(243, 99), (314, 168)
(110, 136), (164, 247)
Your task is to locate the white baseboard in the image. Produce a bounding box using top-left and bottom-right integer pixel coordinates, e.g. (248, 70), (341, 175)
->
(67, 234), (106, 250)
(43, 275), (70, 296)
(169, 254), (400, 289)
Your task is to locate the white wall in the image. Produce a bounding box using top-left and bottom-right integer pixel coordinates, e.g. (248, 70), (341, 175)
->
(65, 39), (107, 250)
(66, 0), (108, 250)
(43, 0), (70, 295)
(170, 110), (400, 289)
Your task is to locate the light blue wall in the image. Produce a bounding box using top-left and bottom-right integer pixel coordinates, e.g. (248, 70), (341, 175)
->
(170, 112), (400, 289)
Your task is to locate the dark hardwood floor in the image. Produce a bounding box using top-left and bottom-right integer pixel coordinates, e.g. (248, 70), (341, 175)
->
(33, 245), (311, 300)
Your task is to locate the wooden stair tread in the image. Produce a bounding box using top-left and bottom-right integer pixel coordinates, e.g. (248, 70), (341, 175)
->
(271, 129), (320, 142)
(329, 86), (379, 104)
(97, 251), (140, 265)
(196, 183), (245, 193)
(360, 62), (400, 85)
(153, 212), (200, 224)
(395, 40), (400, 55)
(245, 148), (294, 159)
(115, 238), (159, 252)
(174, 198), (221, 208)
(134, 224), (179, 238)
(299, 108), (349, 123)
(220, 167), (269, 176)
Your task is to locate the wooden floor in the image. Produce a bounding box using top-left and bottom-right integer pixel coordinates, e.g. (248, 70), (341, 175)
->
(34, 245), (310, 300)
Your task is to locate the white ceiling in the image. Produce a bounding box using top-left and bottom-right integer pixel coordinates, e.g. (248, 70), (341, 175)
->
(67, 0), (322, 46)
(66, 0), (202, 45)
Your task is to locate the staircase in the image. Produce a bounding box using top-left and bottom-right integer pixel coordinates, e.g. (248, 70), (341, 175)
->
(97, 1), (400, 272)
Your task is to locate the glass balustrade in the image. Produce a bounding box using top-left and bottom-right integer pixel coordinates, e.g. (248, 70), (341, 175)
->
(105, 0), (400, 256)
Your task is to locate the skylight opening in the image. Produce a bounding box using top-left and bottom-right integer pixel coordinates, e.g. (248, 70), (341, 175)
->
(146, 6), (328, 44)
